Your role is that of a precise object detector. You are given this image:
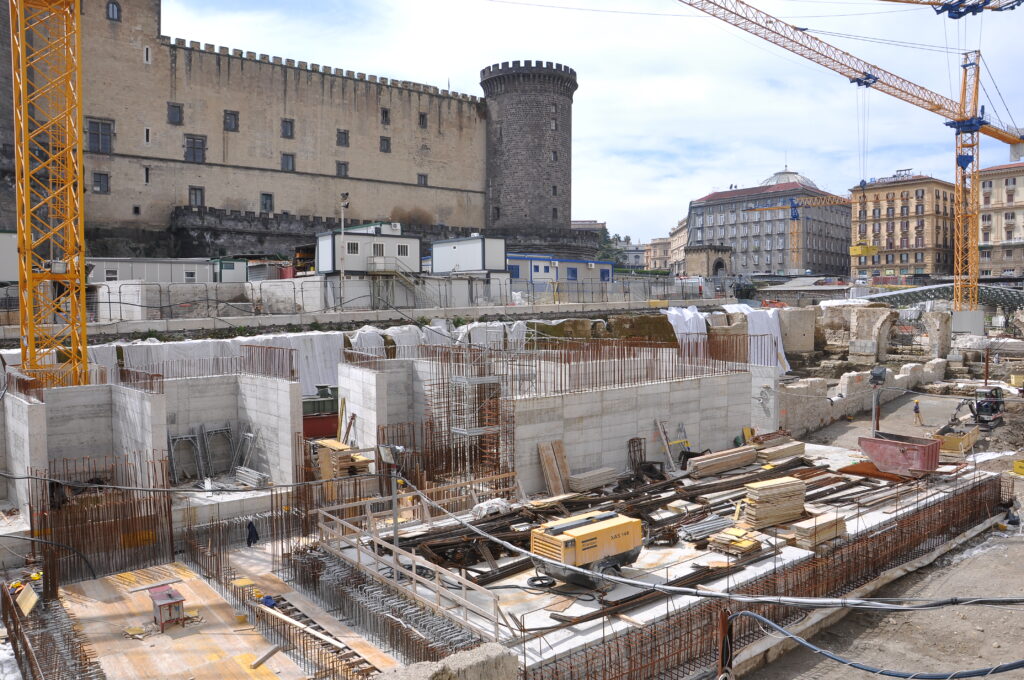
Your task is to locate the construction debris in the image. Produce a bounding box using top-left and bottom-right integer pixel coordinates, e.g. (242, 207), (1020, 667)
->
(678, 515), (734, 542)
(708, 527), (763, 555)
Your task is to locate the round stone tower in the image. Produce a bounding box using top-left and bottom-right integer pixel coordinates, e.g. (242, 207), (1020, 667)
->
(480, 60), (577, 237)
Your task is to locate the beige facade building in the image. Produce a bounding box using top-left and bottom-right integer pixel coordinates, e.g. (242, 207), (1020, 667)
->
(849, 170), (954, 281)
(645, 237), (672, 271)
(978, 162), (1024, 277)
(668, 218), (687, 276)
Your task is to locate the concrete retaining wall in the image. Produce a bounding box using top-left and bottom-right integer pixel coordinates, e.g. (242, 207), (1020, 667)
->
(513, 372), (751, 494)
(779, 359), (947, 437)
(112, 385), (166, 458)
(4, 394), (46, 508)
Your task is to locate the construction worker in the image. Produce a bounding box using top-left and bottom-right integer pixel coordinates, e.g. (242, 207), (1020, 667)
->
(913, 399), (924, 426)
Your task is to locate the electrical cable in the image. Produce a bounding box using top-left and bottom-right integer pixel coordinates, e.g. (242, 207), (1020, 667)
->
(397, 477), (1024, 612)
(1, 535), (97, 579)
(727, 610), (1024, 678)
(482, 0), (921, 18)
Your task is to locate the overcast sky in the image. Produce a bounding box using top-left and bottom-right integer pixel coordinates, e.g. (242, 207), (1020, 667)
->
(162, 0), (1023, 243)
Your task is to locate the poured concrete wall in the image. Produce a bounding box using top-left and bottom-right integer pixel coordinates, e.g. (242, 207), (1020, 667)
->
(112, 385), (167, 461)
(4, 394), (47, 509)
(44, 385), (115, 459)
(513, 372), (751, 494)
(238, 375), (302, 484)
(164, 376), (240, 437)
(0, 400), (5, 500)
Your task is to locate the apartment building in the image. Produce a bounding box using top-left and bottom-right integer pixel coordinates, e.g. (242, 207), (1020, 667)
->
(978, 162), (1024, 277)
(645, 237), (672, 270)
(849, 170), (954, 281)
(685, 170), (850, 276)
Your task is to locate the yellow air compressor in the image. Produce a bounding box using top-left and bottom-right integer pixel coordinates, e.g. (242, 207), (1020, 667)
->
(530, 511), (643, 588)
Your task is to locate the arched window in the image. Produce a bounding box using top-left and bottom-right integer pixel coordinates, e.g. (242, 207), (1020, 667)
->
(106, 1), (122, 21)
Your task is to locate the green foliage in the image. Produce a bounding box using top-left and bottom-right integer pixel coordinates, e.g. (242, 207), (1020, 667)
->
(596, 227), (626, 266)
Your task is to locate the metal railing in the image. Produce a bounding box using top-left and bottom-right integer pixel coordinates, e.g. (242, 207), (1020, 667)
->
(131, 344), (297, 382)
(3, 363), (164, 402)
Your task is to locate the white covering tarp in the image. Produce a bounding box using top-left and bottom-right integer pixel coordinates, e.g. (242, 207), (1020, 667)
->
(383, 325), (423, 359)
(722, 303), (790, 374)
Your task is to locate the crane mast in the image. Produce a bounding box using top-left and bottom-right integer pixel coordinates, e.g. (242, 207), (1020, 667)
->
(677, 0), (1021, 310)
(8, 0), (88, 386)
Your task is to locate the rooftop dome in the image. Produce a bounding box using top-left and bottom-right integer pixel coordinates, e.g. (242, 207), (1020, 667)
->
(759, 168), (818, 189)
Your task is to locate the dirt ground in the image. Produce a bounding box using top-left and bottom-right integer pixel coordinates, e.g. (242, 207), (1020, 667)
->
(749, 533), (1024, 679)
(752, 387), (1024, 679)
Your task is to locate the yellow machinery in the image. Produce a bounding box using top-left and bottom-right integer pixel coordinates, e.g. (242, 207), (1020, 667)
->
(677, 0), (1023, 310)
(531, 510), (643, 588)
(9, 0), (88, 387)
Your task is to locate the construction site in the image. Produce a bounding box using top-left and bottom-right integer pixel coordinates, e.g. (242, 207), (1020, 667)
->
(2, 0), (1024, 679)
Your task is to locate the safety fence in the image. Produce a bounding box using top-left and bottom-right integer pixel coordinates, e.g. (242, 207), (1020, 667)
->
(130, 344), (298, 382)
(61, 275), (751, 323)
(344, 334), (777, 400)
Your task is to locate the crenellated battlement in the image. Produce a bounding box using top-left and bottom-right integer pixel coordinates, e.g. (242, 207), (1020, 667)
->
(480, 60), (576, 81)
(157, 35), (482, 103)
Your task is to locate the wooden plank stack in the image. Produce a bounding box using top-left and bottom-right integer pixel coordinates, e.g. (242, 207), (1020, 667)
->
(687, 445), (758, 478)
(567, 467), (619, 492)
(792, 513), (847, 549)
(740, 476), (806, 529)
(757, 441), (805, 463)
(708, 527), (763, 556)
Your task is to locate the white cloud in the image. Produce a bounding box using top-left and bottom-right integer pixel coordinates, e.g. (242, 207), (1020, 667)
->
(163, 0), (1023, 242)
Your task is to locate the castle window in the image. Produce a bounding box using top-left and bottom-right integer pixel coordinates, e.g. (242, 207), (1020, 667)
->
(184, 135), (206, 163)
(260, 193), (274, 213)
(552, 185), (557, 196)
(281, 153), (296, 172)
(380, 108), (391, 126)
(552, 207), (558, 219)
(417, 174), (428, 187)
(143, 46), (151, 64)
(336, 129), (349, 147)
(167, 102), (184, 125)
(144, 167), (150, 184)
(281, 118), (294, 139)
(144, 127), (151, 145)
(336, 161), (349, 178)
(224, 111), (239, 132)
(492, 206), (500, 221)
(86, 118), (114, 153)
(379, 137), (391, 153)
(418, 112), (428, 129)
(550, 150), (558, 162)
(188, 186), (205, 207)
(92, 172), (110, 194)
(106, 2), (121, 21)
(550, 120), (557, 130)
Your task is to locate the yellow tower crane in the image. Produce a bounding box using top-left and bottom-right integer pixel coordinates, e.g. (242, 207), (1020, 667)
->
(8, 0), (88, 387)
(677, 0), (1023, 310)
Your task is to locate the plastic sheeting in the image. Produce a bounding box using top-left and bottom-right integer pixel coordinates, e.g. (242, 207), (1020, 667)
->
(383, 325), (423, 359)
(722, 303), (790, 374)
